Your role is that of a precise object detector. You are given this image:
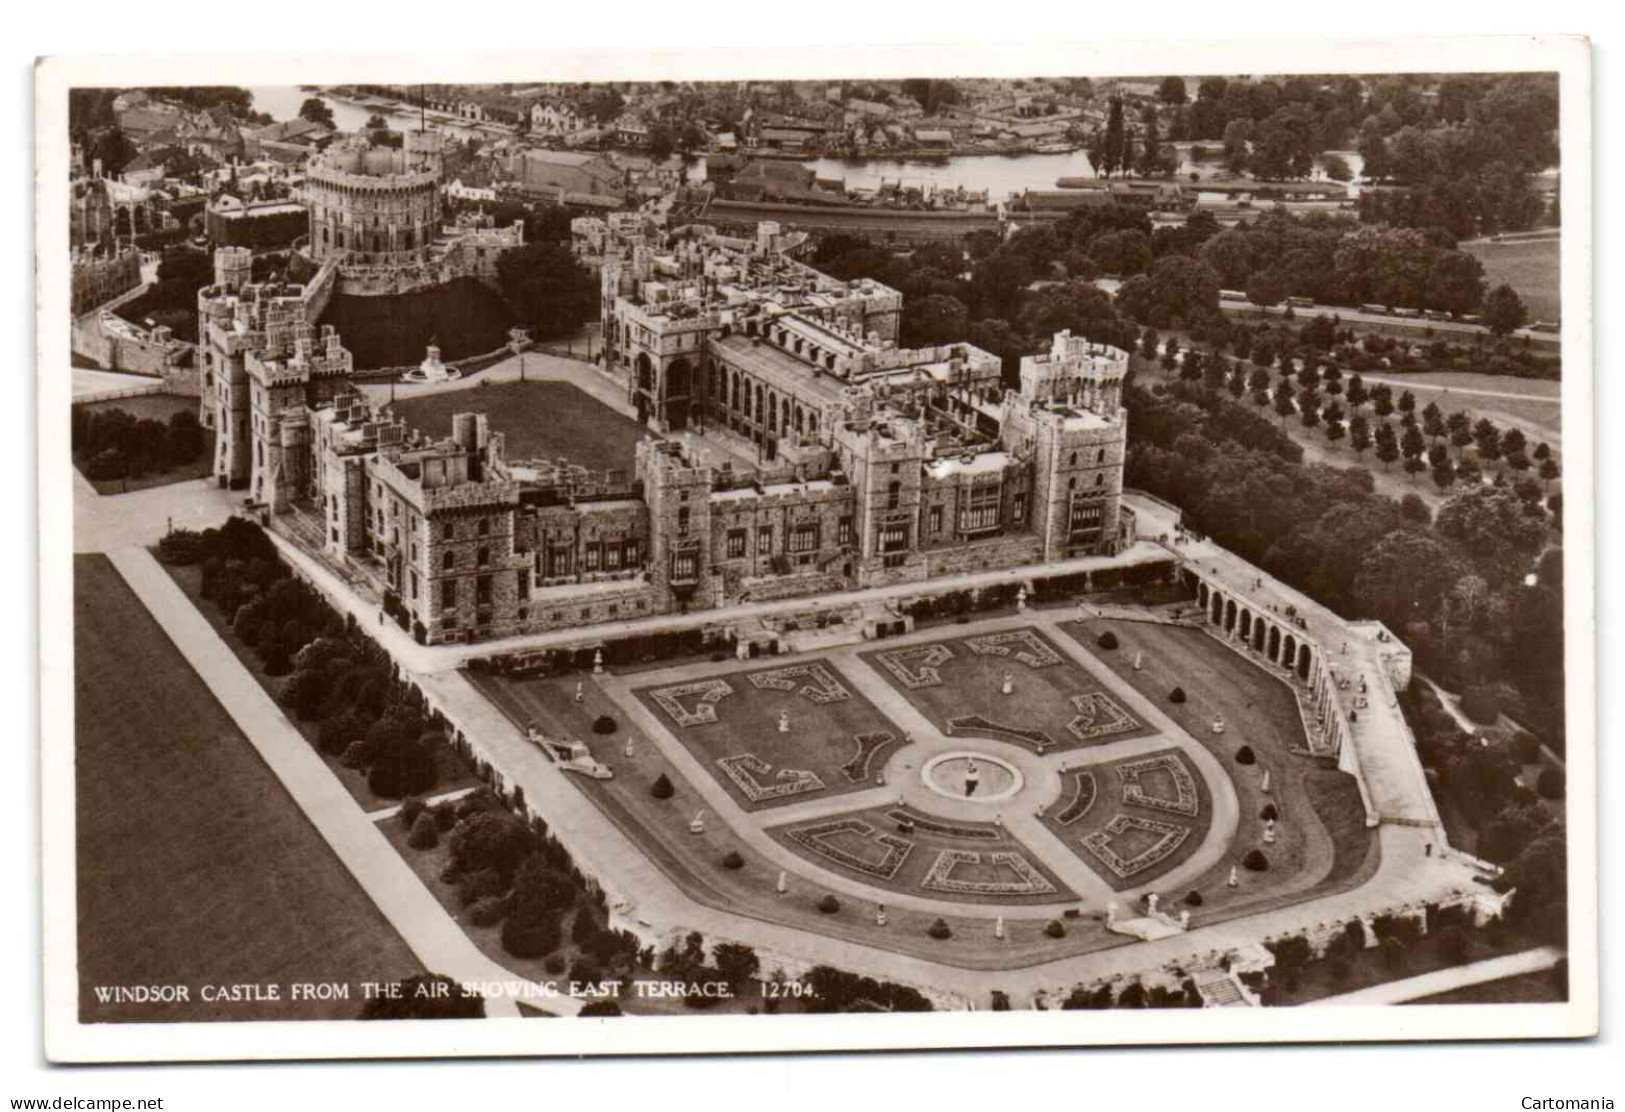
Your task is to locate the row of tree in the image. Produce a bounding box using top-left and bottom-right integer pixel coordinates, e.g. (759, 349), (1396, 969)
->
(72, 405), (206, 482)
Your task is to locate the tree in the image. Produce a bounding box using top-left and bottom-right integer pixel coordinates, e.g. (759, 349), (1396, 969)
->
(1325, 418), (1346, 446)
(1273, 379), (1296, 423)
(1400, 423), (1427, 471)
(1297, 387), (1321, 432)
(299, 97), (336, 130)
(1346, 373), (1368, 410)
(901, 293), (969, 348)
(1539, 456), (1561, 491)
(1354, 531), (1467, 631)
(1349, 413), (1372, 457)
(1473, 417), (1504, 467)
(1448, 411), (1474, 457)
(1481, 283), (1529, 337)
(712, 942), (761, 990)
(1101, 95), (1128, 177)
(1158, 76), (1188, 105)
(1500, 426), (1528, 459)
(1397, 389), (1417, 418)
(1421, 401), (1445, 441)
(496, 242), (599, 340)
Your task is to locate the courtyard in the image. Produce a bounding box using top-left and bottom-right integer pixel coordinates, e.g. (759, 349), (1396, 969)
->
(384, 379), (656, 473)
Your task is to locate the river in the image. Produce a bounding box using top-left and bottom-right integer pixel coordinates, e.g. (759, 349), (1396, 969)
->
(247, 85), (1365, 203)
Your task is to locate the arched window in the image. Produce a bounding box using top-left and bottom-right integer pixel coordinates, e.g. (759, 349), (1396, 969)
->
(443, 551), (455, 571)
(1068, 477), (1076, 490)
(1069, 451), (1078, 467)
(1097, 448), (1106, 463)
(1096, 473), (1104, 486)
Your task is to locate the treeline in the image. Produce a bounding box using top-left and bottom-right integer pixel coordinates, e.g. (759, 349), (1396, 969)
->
(1122, 376), (1564, 744)
(157, 517), (451, 799)
(72, 404), (206, 482)
(1355, 74), (1558, 239)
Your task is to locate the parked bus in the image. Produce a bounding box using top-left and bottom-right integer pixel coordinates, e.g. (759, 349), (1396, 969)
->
(1285, 296), (1314, 309)
(1219, 289), (1248, 302)
(1359, 303), (1388, 315)
(1530, 320), (1561, 334)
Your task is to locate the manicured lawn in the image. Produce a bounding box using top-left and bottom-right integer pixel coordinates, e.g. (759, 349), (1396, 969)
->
(1036, 746), (1212, 893)
(161, 561), (482, 815)
(631, 659), (910, 812)
(860, 627), (1153, 757)
(768, 801), (1077, 906)
(387, 380), (656, 473)
(465, 667), (1141, 972)
(1414, 967), (1568, 1006)
(1463, 236), (1562, 321)
(73, 554), (424, 1022)
(1360, 373), (1562, 446)
(1062, 619), (1379, 921)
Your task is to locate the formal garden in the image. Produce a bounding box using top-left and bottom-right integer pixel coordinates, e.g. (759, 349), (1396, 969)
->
(768, 802), (1075, 906)
(632, 660), (910, 812)
(1062, 618), (1380, 921)
(1036, 747), (1212, 892)
(860, 627), (1151, 756)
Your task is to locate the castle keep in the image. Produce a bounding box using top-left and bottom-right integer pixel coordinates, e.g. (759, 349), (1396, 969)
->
(199, 222), (1130, 646)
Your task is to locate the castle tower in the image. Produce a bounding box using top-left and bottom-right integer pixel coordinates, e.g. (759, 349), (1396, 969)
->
(638, 440), (714, 609)
(837, 415), (929, 586)
(214, 245), (253, 293)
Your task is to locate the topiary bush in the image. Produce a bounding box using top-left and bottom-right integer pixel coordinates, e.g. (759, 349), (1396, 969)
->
(1536, 766), (1565, 800)
(651, 773), (675, 800)
(1045, 919), (1066, 939)
(399, 795), (426, 829)
(1169, 686), (1187, 704)
(457, 867), (505, 908)
(1243, 848), (1269, 872)
(592, 714), (617, 735)
(816, 894), (840, 915)
(1184, 890), (1204, 907)
(1097, 630), (1119, 650)
(407, 811), (440, 851)
(502, 913), (562, 960)
(721, 850), (745, 870)
(1235, 745), (1256, 765)
(1460, 685), (1501, 725)
(431, 801), (461, 832)
(927, 917), (952, 940)
(1260, 802), (1279, 822)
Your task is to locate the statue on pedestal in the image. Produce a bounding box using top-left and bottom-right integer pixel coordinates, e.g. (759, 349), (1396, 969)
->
(688, 810), (706, 835)
(623, 737), (635, 758)
(995, 916), (1006, 940)
(1227, 865), (1240, 888)
(1001, 672), (1015, 696)
(777, 709), (790, 734)
(876, 903), (887, 927)
(1180, 910), (1191, 929)
(1016, 586), (1027, 613)
(1105, 901), (1119, 928)
(964, 758), (981, 797)
(1133, 651), (1143, 671)
(1260, 767), (1272, 794)
(593, 648), (604, 675)
(1146, 892), (1160, 917)
(574, 681), (585, 703)
(1263, 819), (1277, 844)
(776, 870), (788, 895)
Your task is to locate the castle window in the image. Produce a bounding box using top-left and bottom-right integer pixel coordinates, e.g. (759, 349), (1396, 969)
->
(960, 478), (1002, 535)
(727, 529), (747, 559)
(479, 519), (490, 536)
(409, 571), (418, 599)
(476, 576), (492, 606)
(757, 525), (773, 553)
(443, 551), (455, 571)
(887, 480), (901, 510)
(443, 522), (454, 540)
(623, 538), (640, 565)
(584, 544), (600, 571)
(604, 543), (622, 571)
(790, 523), (820, 554)
(677, 506), (691, 536)
(441, 580), (456, 611)
(1098, 448), (1106, 463)
(929, 505), (944, 535)
(1096, 473), (1105, 486)
(838, 516), (853, 546)
(1069, 451), (1078, 467)
(1013, 493), (1027, 525)
(518, 572), (530, 601)
(477, 546), (489, 567)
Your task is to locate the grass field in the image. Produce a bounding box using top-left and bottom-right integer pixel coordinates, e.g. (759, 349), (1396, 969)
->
(1463, 237), (1562, 321)
(1360, 372), (1562, 447)
(74, 555), (424, 1022)
(386, 380), (655, 473)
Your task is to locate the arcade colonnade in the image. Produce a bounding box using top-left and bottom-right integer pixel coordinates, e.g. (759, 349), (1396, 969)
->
(1185, 570), (1351, 761)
